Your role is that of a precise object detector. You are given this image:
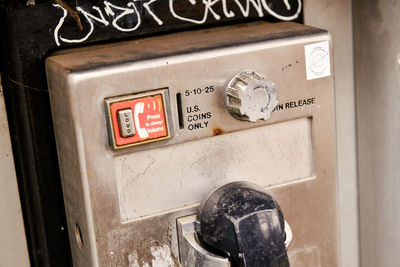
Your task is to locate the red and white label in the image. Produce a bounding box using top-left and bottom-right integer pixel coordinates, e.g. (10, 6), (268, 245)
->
(110, 94), (168, 147)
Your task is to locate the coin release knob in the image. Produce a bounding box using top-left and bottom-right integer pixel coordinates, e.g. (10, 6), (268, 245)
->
(224, 70), (278, 122)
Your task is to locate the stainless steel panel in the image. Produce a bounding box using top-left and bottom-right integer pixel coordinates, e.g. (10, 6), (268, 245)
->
(46, 22), (338, 267)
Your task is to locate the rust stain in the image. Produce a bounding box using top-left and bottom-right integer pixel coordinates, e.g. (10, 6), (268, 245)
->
(54, 0), (83, 31)
(213, 127), (224, 136)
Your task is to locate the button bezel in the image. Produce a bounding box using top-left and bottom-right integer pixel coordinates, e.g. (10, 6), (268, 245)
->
(104, 88), (172, 150)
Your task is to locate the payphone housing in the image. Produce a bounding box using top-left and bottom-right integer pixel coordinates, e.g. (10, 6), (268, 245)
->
(46, 22), (338, 266)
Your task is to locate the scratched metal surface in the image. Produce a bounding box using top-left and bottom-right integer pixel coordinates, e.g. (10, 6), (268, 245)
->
(0, 1), (303, 266)
(52, 21), (322, 72)
(47, 23), (338, 266)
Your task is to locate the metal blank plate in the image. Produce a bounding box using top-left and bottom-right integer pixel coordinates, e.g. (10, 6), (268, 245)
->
(117, 117), (314, 222)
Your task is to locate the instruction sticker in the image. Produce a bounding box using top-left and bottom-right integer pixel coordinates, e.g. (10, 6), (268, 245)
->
(304, 41), (331, 80)
(110, 94), (169, 147)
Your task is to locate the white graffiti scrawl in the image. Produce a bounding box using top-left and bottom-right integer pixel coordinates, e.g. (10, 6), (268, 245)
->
(53, 0), (302, 46)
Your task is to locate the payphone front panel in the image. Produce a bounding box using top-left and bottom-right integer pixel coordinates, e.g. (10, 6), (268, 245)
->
(46, 22), (338, 266)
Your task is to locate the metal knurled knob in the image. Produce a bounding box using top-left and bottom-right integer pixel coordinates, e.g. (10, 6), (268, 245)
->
(224, 70), (278, 122)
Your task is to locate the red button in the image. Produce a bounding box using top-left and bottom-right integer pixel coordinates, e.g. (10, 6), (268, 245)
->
(110, 94), (169, 147)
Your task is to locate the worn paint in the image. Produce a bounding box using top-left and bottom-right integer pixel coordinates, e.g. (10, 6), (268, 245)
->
(128, 251), (140, 267)
(127, 245), (174, 267)
(150, 245), (175, 267)
(26, 0), (35, 6)
(54, 0), (84, 30)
